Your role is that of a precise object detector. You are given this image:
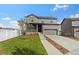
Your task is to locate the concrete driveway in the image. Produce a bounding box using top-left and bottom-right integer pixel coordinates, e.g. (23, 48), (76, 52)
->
(45, 35), (79, 54)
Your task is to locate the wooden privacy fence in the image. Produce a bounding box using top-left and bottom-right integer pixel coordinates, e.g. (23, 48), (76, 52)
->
(0, 27), (21, 41)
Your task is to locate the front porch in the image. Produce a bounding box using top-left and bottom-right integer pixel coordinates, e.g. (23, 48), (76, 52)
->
(26, 23), (43, 33)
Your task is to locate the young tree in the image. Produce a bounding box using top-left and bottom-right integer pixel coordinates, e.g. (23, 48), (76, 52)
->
(17, 19), (26, 35)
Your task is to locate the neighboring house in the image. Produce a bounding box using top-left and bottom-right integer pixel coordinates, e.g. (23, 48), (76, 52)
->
(25, 14), (59, 35)
(61, 18), (79, 38)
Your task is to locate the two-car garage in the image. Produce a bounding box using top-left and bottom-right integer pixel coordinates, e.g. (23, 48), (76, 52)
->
(43, 29), (57, 35)
(42, 24), (58, 35)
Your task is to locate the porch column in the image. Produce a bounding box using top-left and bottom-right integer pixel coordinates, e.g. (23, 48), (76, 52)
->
(36, 25), (38, 32)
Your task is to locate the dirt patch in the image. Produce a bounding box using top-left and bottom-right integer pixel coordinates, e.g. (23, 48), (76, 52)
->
(0, 48), (4, 55)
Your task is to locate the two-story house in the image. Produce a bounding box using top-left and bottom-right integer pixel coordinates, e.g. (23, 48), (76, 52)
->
(61, 18), (79, 38)
(25, 14), (59, 35)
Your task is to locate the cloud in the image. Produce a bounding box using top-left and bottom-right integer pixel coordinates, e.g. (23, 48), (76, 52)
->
(70, 14), (79, 18)
(10, 21), (20, 29)
(0, 20), (20, 29)
(10, 21), (18, 24)
(1, 17), (12, 20)
(52, 4), (69, 12)
(0, 23), (5, 27)
(24, 14), (28, 16)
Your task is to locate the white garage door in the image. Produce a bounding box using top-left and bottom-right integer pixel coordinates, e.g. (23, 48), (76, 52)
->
(75, 31), (79, 38)
(44, 29), (57, 35)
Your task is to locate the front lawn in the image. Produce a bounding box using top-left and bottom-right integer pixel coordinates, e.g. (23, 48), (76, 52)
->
(0, 34), (47, 55)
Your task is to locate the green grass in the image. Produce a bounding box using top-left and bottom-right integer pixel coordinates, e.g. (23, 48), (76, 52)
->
(0, 34), (47, 55)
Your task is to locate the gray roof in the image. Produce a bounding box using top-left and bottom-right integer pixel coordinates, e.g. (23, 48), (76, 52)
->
(71, 18), (79, 21)
(64, 18), (79, 21)
(25, 14), (57, 20)
(29, 23), (59, 25)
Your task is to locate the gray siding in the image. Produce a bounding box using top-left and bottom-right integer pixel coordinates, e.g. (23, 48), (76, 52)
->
(26, 16), (57, 24)
(43, 25), (58, 29)
(72, 21), (79, 26)
(26, 16), (38, 23)
(61, 19), (73, 36)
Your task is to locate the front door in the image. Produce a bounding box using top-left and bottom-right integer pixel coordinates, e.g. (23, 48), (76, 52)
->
(38, 24), (42, 32)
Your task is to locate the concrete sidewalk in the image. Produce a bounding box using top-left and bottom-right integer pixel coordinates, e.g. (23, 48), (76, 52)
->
(38, 33), (62, 55)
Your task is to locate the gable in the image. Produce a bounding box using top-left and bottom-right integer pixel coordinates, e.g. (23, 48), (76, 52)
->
(26, 15), (38, 23)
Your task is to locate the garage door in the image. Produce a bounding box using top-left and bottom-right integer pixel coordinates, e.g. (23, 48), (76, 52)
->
(75, 30), (79, 38)
(43, 29), (57, 35)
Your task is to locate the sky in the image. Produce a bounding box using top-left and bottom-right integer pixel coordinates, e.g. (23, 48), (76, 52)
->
(0, 4), (79, 28)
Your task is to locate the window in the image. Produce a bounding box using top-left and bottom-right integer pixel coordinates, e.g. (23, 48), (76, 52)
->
(41, 21), (44, 23)
(50, 21), (53, 23)
(76, 30), (79, 32)
(31, 20), (34, 22)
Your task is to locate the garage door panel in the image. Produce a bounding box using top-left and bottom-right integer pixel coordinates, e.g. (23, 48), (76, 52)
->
(75, 31), (79, 38)
(43, 29), (57, 35)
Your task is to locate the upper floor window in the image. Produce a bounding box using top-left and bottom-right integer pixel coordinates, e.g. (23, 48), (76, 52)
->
(50, 21), (53, 23)
(29, 17), (34, 22)
(31, 20), (34, 22)
(41, 21), (44, 23)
